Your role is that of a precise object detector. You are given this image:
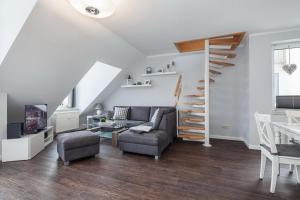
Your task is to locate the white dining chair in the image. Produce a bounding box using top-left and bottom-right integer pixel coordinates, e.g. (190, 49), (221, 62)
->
(255, 112), (300, 193)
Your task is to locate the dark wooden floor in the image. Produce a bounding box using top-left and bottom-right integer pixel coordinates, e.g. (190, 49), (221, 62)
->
(0, 139), (299, 200)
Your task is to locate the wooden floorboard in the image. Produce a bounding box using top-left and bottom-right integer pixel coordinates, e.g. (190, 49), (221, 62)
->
(0, 139), (299, 200)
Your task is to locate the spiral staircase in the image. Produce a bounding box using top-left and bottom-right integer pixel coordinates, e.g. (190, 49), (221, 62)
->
(174, 32), (245, 147)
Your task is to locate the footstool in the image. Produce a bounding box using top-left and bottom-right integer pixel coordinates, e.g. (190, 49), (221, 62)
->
(56, 130), (100, 165)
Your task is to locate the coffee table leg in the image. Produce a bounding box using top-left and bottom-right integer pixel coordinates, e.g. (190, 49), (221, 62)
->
(112, 131), (118, 147)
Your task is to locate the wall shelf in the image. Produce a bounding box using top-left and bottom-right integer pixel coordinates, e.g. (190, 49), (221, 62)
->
(141, 71), (177, 77)
(121, 84), (152, 88)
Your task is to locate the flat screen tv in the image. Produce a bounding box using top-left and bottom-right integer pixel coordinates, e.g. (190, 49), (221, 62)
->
(24, 104), (47, 134)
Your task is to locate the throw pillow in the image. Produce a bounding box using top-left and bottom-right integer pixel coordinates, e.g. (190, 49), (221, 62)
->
(150, 109), (164, 129)
(113, 107), (129, 120)
(129, 125), (153, 133)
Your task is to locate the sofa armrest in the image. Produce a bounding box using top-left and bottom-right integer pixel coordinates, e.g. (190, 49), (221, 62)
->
(158, 111), (177, 140)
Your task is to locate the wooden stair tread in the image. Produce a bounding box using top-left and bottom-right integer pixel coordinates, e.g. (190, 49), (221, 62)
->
(179, 109), (205, 114)
(210, 60), (234, 67)
(209, 69), (222, 75)
(210, 66), (223, 70)
(209, 38), (239, 46)
(182, 102), (205, 106)
(185, 94), (205, 98)
(197, 86), (205, 90)
(209, 45), (232, 50)
(178, 125), (205, 131)
(199, 79), (215, 83)
(174, 32), (245, 53)
(210, 51), (236, 58)
(180, 117), (205, 123)
(177, 133), (205, 139)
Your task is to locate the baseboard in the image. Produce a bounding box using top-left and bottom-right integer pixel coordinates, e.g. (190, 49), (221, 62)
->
(243, 140), (260, 150)
(210, 135), (260, 150)
(210, 135), (244, 141)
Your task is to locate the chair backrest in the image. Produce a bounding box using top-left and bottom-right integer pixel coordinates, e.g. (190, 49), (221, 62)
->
(286, 110), (300, 124)
(254, 112), (277, 154)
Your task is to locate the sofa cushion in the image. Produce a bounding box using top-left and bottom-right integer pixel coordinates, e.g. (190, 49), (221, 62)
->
(118, 129), (168, 146)
(115, 120), (145, 128)
(56, 131), (99, 151)
(149, 107), (176, 119)
(150, 108), (165, 130)
(113, 107), (129, 120)
(129, 106), (151, 121)
(149, 107), (175, 128)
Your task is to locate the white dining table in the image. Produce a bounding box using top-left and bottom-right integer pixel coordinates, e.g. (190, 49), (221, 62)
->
(272, 122), (300, 144)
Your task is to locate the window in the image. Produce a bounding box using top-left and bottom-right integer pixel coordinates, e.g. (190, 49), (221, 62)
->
(273, 42), (300, 109)
(58, 88), (76, 109)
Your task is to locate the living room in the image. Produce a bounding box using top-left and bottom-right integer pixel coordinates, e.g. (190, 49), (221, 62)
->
(1, 0), (300, 199)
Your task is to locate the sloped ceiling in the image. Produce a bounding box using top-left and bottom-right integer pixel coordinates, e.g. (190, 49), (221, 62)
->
(100, 0), (300, 55)
(0, 0), (38, 65)
(1, 0), (300, 122)
(0, 0), (144, 122)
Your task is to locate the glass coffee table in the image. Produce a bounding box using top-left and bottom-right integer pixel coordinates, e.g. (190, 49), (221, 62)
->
(87, 120), (128, 146)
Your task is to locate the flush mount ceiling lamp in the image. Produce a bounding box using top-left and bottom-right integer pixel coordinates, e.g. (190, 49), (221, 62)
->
(68, 0), (116, 18)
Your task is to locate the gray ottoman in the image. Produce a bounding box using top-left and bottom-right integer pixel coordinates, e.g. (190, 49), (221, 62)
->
(56, 131), (100, 165)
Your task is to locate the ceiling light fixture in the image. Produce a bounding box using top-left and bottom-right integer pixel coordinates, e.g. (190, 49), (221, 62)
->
(68, 0), (116, 18)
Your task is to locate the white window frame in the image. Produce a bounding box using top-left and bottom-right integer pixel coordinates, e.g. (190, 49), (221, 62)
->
(272, 39), (300, 111)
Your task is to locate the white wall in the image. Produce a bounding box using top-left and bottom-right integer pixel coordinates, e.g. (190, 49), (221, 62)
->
(104, 50), (249, 140)
(248, 29), (300, 147)
(0, 0), (144, 122)
(104, 53), (203, 109)
(210, 40), (250, 141)
(76, 62), (122, 113)
(0, 0), (38, 65)
(0, 93), (8, 158)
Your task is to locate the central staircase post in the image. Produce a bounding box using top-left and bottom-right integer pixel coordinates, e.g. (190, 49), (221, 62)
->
(203, 39), (212, 147)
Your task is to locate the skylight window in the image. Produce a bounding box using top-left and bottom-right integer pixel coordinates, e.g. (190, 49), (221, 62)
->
(75, 61), (121, 113)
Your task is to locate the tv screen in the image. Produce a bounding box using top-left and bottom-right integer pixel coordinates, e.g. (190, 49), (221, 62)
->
(24, 104), (47, 134)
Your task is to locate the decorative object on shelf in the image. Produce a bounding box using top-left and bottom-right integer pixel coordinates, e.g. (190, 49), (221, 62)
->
(94, 103), (104, 115)
(171, 61), (176, 71)
(68, 0), (116, 18)
(136, 81), (143, 85)
(144, 80), (151, 85)
(126, 75), (133, 85)
(157, 68), (164, 73)
(146, 67), (152, 74)
(166, 64), (171, 72)
(282, 46), (297, 75)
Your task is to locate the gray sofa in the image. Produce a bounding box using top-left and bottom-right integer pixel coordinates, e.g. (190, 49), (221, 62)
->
(116, 106), (177, 159)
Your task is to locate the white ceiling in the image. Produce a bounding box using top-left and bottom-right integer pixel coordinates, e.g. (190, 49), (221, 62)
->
(98, 0), (300, 55)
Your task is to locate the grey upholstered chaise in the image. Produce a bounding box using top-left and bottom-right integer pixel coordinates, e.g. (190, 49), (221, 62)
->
(56, 130), (100, 165)
(117, 106), (177, 159)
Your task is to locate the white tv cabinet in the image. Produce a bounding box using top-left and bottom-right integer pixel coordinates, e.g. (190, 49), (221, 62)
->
(1, 126), (54, 162)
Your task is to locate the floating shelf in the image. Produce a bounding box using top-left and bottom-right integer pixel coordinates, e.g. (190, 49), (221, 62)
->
(142, 71), (177, 77)
(121, 84), (152, 88)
